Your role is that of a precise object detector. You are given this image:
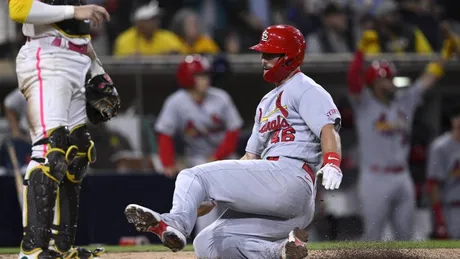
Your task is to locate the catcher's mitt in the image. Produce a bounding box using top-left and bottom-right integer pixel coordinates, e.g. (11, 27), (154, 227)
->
(85, 73), (120, 125)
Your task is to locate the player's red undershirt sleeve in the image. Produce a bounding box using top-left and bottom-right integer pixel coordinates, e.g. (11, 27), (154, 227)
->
(157, 133), (175, 167)
(347, 50), (365, 94)
(213, 130), (240, 160)
(427, 178), (446, 224)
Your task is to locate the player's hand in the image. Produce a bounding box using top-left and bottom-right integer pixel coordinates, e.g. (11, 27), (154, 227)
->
(197, 201), (216, 217)
(357, 30), (378, 52)
(74, 5), (110, 27)
(164, 166), (178, 178)
(316, 164), (342, 190)
(440, 22), (460, 60)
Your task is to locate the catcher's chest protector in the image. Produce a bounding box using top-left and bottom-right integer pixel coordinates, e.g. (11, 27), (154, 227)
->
(42, 0), (91, 36)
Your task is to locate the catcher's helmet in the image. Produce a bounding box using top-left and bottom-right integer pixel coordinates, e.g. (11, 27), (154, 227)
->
(176, 55), (209, 88)
(365, 60), (396, 86)
(249, 25), (306, 83)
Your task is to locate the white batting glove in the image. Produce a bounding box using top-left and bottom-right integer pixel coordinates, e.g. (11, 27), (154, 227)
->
(317, 164), (343, 190)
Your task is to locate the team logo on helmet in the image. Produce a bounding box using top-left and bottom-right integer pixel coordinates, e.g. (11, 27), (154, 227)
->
(261, 30), (269, 42)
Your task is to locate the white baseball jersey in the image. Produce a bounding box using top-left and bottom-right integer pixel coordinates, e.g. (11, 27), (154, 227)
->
(4, 88), (29, 131)
(155, 87), (243, 163)
(245, 72), (341, 172)
(427, 132), (460, 204)
(349, 83), (424, 172)
(9, 0), (90, 44)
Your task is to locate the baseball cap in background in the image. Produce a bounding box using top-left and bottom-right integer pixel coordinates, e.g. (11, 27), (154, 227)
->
(133, 0), (162, 21)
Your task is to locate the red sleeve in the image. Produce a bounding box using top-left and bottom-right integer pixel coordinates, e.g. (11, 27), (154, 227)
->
(427, 179), (445, 224)
(347, 50), (365, 94)
(213, 130), (240, 160)
(157, 133), (175, 167)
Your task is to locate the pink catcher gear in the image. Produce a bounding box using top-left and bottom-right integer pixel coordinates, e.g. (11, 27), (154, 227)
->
(249, 25), (306, 84)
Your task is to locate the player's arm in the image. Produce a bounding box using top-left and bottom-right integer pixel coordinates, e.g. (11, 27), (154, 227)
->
(427, 142), (449, 238)
(243, 106), (264, 160)
(347, 30), (379, 99)
(154, 97), (179, 176)
(240, 152), (260, 160)
(299, 88), (342, 190)
(210, 94), (243, 161)
(86, 42), (106, 77)
(320, 124), (342, 158)
(9, 0), (109, 26)
(4, 106), (21, 138)
(416, 24), (458, 92)
(4, 90), (25, 139)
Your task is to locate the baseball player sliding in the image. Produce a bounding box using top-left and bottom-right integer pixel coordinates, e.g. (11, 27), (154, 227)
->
(155, 55), (243, 235)
(427, 107), (460, 239)
(9, 1), (120, 259)
(347, 25), (458, 241)
(125, 25), (343, 259)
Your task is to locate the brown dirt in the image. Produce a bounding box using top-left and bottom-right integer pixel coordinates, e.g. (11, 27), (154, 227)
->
(2, 249), (460, 259)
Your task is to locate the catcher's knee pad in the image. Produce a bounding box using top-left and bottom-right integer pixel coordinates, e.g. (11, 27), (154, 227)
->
(67, 124), (96, 182)
(33, 126), (77, 182)
(22, 166), (60, 251)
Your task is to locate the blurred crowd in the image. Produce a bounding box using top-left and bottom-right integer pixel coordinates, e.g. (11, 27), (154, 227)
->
(2, 0), (460, 58)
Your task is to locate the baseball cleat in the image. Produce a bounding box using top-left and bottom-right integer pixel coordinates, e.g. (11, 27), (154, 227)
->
(61, 247), (105, 259)
(281, 227), (309, 259)
(18, 248), (63, 259)
(124, 204), (186, 252)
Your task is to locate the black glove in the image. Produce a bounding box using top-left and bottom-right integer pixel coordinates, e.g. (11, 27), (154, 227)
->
(85, 74), (120, 125)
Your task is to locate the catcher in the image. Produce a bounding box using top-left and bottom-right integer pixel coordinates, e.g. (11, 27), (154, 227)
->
(9, 0), (120, 258)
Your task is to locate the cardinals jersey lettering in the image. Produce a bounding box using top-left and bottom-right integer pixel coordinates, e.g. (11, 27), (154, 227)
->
(245, 72), (341, 172)
(349, 83), (424, 171)
(428, 133), (460, 203)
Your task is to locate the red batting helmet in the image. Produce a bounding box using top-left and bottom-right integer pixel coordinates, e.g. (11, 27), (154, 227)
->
(176, 55), (210, 88)
(365, 60), (396, 86)
(249, 25), (306, 84)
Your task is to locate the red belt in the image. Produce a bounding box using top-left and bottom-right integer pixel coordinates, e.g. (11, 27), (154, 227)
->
(266, 156), (315, 184)
(27, 37), (88, 55)
(371, 165), (405, 174)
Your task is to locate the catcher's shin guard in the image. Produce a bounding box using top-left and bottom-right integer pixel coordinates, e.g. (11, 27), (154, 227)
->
(22, 127), (74, 253)
(53, 125), (96, 253)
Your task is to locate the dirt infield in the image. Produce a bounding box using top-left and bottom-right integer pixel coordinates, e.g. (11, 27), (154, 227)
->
(2, 249), (460, 259)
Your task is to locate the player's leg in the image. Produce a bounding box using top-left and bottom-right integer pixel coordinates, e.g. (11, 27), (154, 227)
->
(187, 157), (224, 236)
(16, 48), (75, 258)
(125, 157), (315, 252)
(358, 173), (391, 241)
(390, 173), (415, 240)
(193, 209), (310, 259)
(445, 206), (460, 239)
(51, 65), (101, 258)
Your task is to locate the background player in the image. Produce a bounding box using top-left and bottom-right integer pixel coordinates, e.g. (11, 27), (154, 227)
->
(154, 54), (243, 235)
(125, 24), (343, 259)
(9, 1), (120, 258)
(347, 26), (458, 241)
(4, 88), (29, 142)
(427, 106), (460, 239)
